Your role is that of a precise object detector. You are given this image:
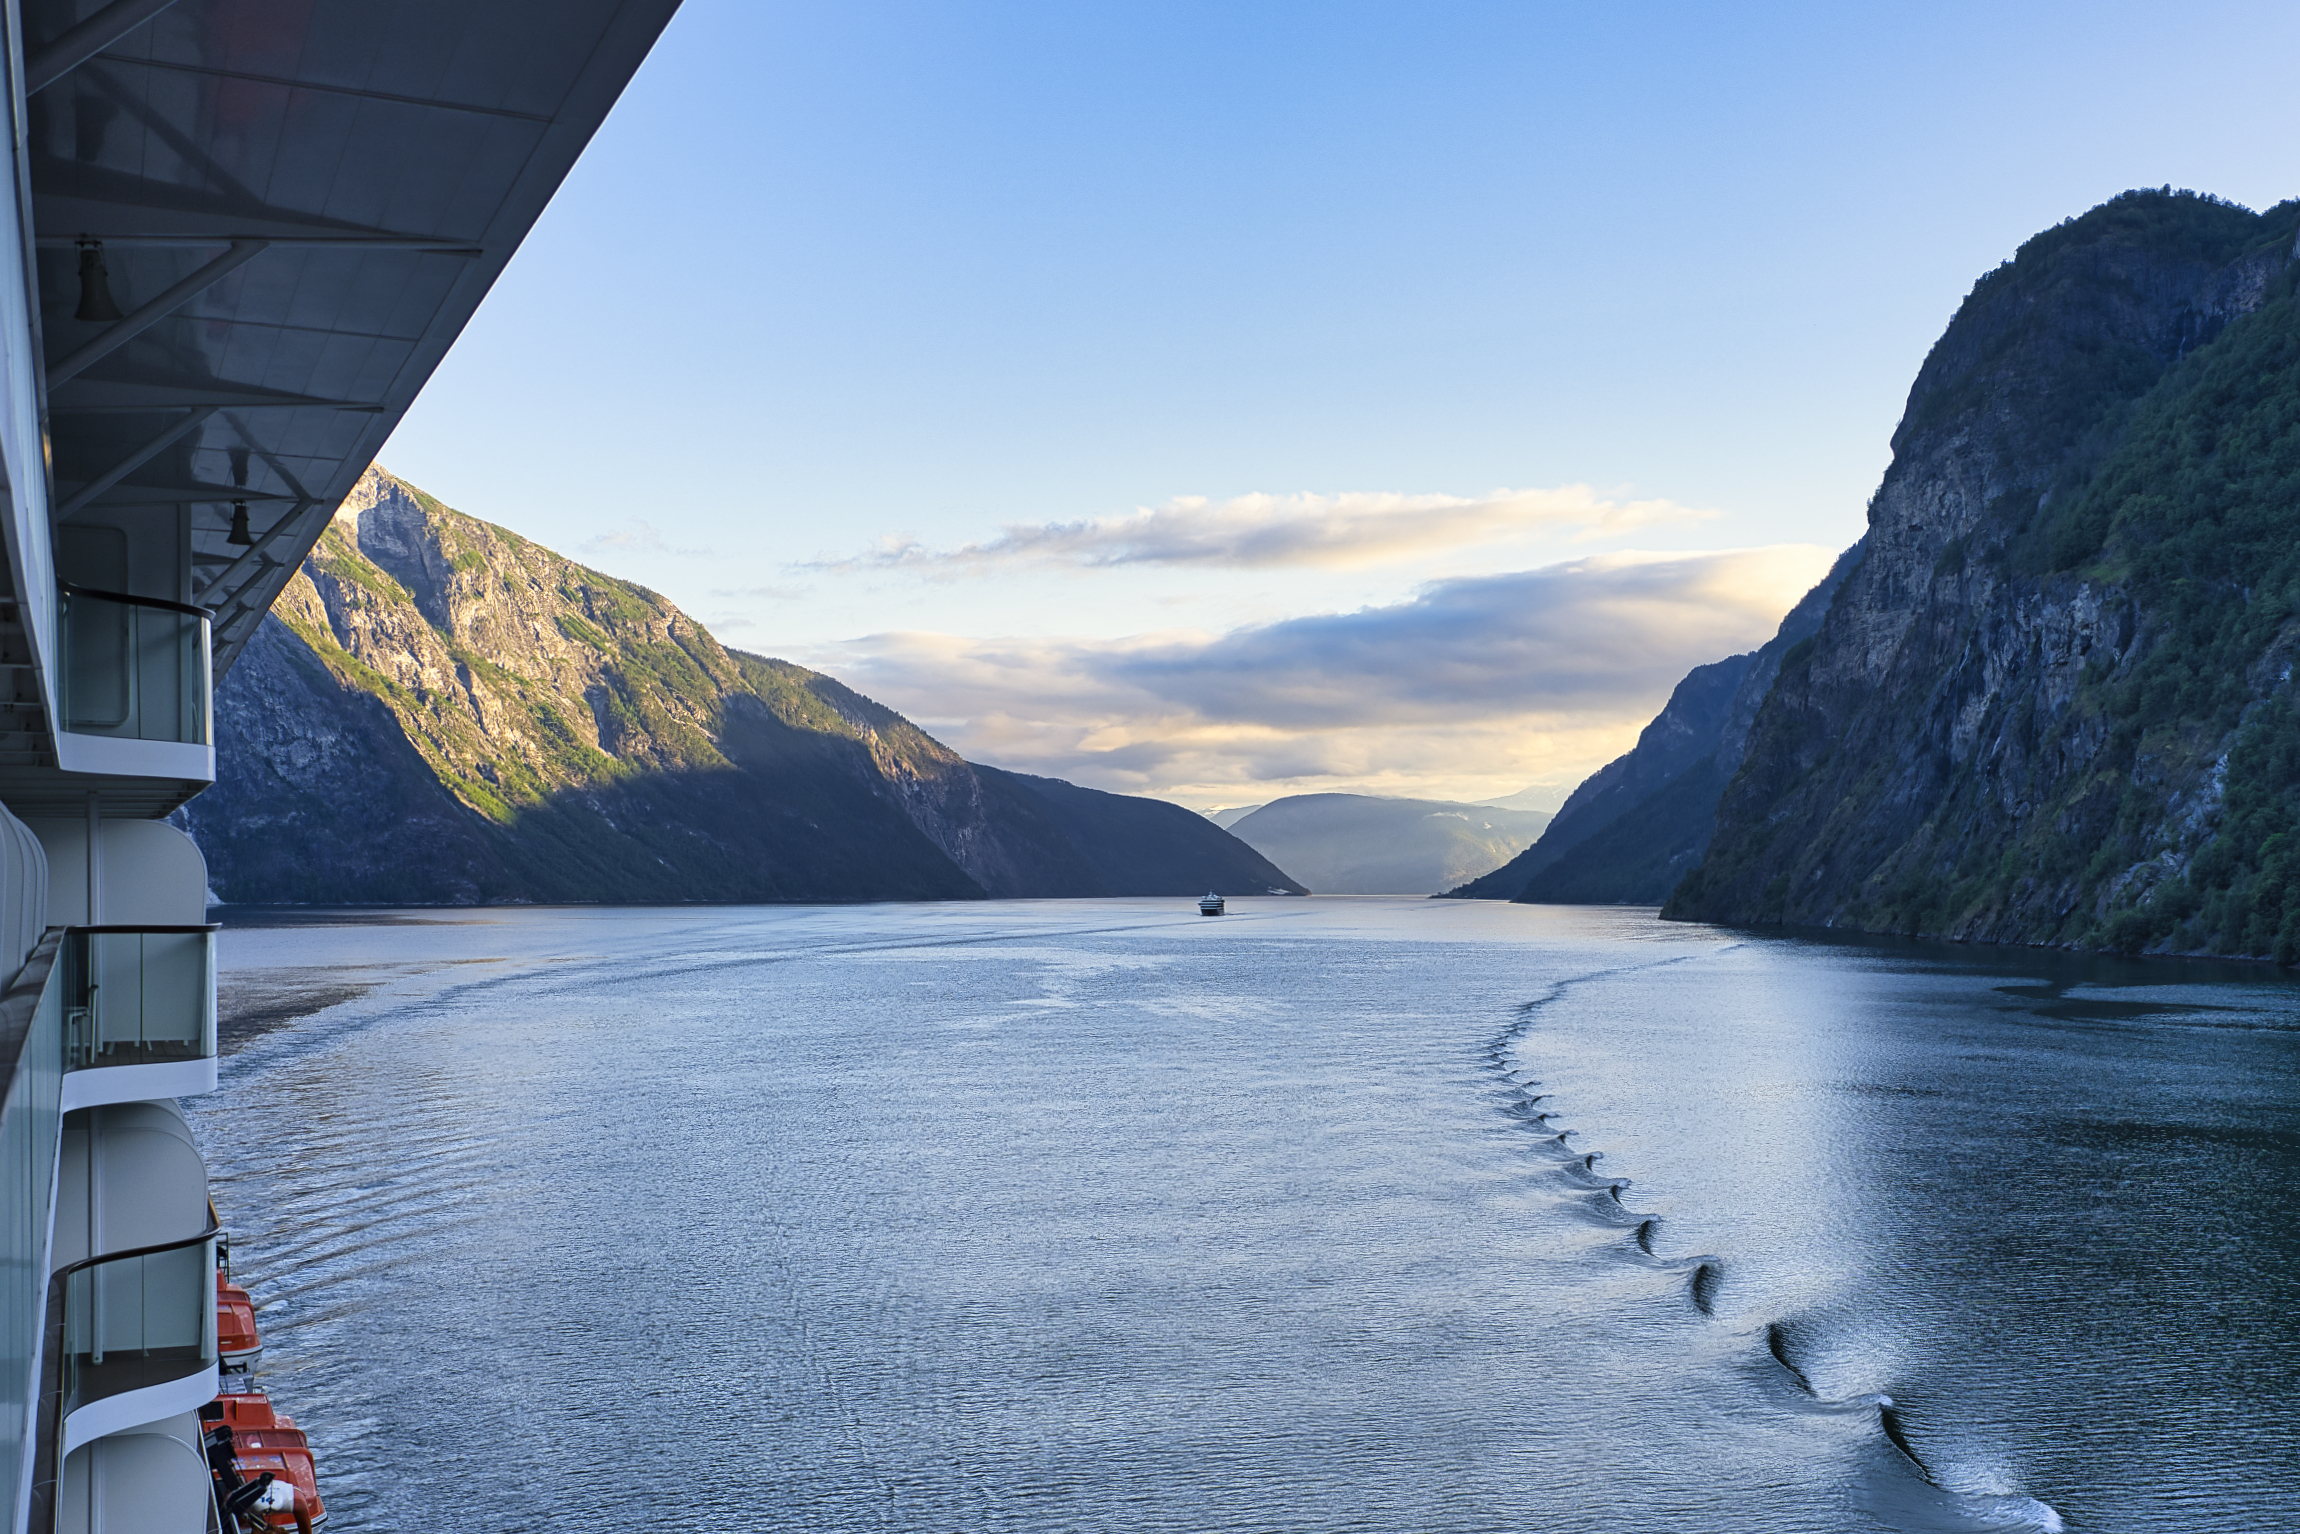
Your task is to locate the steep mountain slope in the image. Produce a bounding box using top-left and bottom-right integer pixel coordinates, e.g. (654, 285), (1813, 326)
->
(1447, 654), (1751, 899)
(1448, 542), (1859, 902)
(180, 468), (1296, 905)
(1668, 190), (2300, 957)
(1227, 794), (1551, 894)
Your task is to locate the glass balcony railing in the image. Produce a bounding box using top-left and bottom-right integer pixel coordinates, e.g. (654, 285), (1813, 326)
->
(57, 1225), (219, 1420)
(63, 927), (218, 1073)
(58, 584), (213, 746)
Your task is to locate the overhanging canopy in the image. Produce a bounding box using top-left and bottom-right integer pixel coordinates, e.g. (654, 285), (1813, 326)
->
(26, 0), (680, 674)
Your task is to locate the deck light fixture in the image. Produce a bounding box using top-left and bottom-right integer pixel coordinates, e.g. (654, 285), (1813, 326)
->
(228, 500), (254, 545)
(73, 239), (123, 322)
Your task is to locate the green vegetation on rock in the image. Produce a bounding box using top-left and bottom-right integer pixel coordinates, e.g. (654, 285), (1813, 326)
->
(1667, 189), (2300, 960)
(2009, 278), (2300, 955)
(181, 468), (1302, 905)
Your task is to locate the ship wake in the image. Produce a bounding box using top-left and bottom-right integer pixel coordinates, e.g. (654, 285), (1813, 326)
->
(1481, 959), (2068, 1534)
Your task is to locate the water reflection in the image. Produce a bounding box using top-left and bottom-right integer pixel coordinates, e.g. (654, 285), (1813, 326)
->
(190, 901), (2299, 1532)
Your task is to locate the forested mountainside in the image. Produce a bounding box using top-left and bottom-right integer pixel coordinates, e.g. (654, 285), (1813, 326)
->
(1226, 793), (1551, 894)
(1667, 189), (2300, 958)
(179, 468), (1302, 905)
(1447, 544), (1857, 904)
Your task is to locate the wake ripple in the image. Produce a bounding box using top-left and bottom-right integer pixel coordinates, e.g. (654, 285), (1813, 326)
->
(1482, 962), (2068, 1534)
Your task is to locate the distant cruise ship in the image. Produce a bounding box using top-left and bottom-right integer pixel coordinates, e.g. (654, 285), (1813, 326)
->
(0, 3), (675, 1530)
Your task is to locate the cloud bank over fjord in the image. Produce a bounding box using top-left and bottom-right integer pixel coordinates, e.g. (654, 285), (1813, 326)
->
(821, 485), (1717, 575)
(809, 545), (1839, 804)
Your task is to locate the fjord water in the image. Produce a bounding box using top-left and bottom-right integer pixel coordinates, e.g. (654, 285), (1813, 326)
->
(193, 901), (2298, 1532)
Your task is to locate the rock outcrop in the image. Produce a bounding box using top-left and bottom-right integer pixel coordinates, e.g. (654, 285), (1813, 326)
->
(179, 468), (1304, 904)
(1667, 189), (2300, 958)
(1447, 542), (1857, 904)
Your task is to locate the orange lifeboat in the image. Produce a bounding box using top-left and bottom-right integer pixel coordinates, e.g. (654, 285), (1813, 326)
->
(217, 1272), (261, 1369)
(201, 1393), (327, 1532)
(206, 1392), (282, 1433)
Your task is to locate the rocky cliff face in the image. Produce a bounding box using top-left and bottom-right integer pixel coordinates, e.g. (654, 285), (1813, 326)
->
(180, 468), (1302, 904)
(1668, 190), (2300, 957)
(1446, 541), (1857, 904)
(1447, 654), (1750, 901)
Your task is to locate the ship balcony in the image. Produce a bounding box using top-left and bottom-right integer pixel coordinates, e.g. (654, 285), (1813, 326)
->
(35, 1103), (220, 1522)
(57, 1427), (225, 1534)
(55, 584), (214, 784)
(54, 1226), (220, 1458)
(59, 927), (219, 1111)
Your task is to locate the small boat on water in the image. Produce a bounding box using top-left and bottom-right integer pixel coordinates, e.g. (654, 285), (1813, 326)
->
(1198, 892), (1225, 916)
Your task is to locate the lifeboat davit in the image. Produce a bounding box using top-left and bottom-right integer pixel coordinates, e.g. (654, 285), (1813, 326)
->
(217, 1272), (261, 1369)
(202, 1391), (327, 1532)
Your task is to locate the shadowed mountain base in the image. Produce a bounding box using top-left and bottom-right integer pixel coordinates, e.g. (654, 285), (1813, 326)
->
(180, 468), (1300, 905)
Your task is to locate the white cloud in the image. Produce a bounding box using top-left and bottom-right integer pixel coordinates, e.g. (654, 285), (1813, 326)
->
(816, 485), (1716, 576)
(806, 544), (1838, 804)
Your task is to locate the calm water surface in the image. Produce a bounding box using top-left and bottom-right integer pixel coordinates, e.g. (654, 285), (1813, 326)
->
(191, 899), (2300, 1533)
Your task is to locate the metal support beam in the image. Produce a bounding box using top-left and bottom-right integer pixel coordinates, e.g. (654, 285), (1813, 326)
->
(220, 411), (315, 503)
(57, 488), (296, 510)
(47, 241), (267, 388)
(53, 396), (384, 414)
(31, 185), (495, 248)
(81, 58), (265, 205)
(104, 55), (555, 122)
(24, 0), (186, 94)
(35, 234), (483, 253)
(195, 413), (326, 610)
(53, 407), (216, 519)
(200, 498), (319, 610)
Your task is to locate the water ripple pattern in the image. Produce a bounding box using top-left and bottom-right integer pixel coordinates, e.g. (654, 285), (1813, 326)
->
(190, 901), (2300, 1532)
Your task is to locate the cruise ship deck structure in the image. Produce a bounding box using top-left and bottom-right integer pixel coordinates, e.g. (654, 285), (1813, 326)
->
(0, 1), (678, 1528)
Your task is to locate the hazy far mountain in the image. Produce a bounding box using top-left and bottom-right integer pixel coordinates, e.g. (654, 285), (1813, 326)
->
(1205, 805), (1264, 829)
(1227, 794), (1552, 894)
(1474, 786), (1561, 813)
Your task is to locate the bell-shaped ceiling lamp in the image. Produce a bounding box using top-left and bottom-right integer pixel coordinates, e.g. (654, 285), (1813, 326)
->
(74, 240), (123, 323)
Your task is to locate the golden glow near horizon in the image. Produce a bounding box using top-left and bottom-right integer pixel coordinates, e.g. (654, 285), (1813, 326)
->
(809, 542), (1839, 807)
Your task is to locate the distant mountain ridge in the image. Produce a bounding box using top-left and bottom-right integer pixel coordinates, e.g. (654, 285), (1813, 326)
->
(180, 468), (1303, 904)
(1228, 793), (1551, 894)
(1473, 786), (1559, 813)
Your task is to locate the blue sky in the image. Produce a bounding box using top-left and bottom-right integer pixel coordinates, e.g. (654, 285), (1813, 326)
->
(379, 0), (2299, 806)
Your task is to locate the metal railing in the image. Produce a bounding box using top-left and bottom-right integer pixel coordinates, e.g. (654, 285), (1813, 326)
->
(63, 926), (219, 1072)
(57, 584), (213, 746)
(1, 932), (66, 1532)
(55, 1222), (220, 1423)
